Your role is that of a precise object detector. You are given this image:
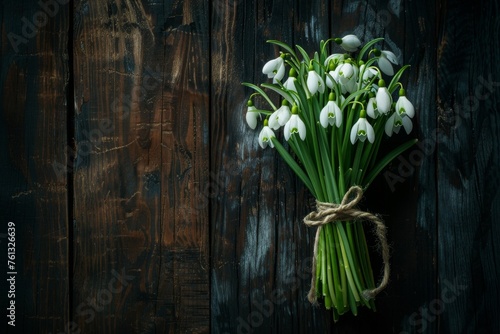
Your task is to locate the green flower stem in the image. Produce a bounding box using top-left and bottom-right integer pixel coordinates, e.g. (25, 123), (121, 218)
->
(357, 37), (384, 63)
(347, 222), (367, 293)
(342, 110), (355, 169)
(321, 229), (331, 309)
(331, 231), (344, 312)
(364, 138), (418, 188)
(316, 231), (323, 292)
(336, 224), (361, 302)
(341, 98), (362, 169)
(363, 116), (386, 174)
(241, 82), (277, 110)
(350, 141), (365, 186)
(333, 308), (340, 323)
(325, 224), (341, 308)
(325, 231), (338, 310)
(271, 138), (315, 196)
(332, 224), (347, 309)
(319, 127), (339, 203)
(356, 222), (375, 290)
(340, 223), (373, 307)
(289, 136), (323, 198)
(336, 129), (346, 195)
(346, 223), (361, 292)
(307, 98), (329, 201)
(330, 127), (340, 202)
(347, 283), (358, 316)
(245, 37), (415, 319)
(352, 223), (368, 291)
(353, 223), (370, 290)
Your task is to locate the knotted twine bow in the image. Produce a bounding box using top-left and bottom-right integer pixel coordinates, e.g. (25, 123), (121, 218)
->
(303, 186), (390, 303)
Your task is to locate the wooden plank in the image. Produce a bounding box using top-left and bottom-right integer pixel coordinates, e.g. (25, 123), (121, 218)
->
(0, 0), (70, 332)
(341, 1), (440, 333)
(326, 2), (440, 333)
(72, 0), (209, 332)
(436, 1), (500, 333)
(210, 0), (332, 332)
(210, 0), (442, 332)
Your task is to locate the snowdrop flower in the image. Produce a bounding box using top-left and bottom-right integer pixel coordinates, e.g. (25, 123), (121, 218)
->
(325, 70), (336, 90)
(324, 53), (345, 67)
(245, 100), (259, 129)
(284, 106), (306, 141)
(262, 54), (286, 83)
(283, 76), (297, 93)
(326, 65), (349, 94)
(337, 62), (358, 93)
(258, 120), (276, 149)
(395, 89), (415, 118)
(268, 101), (291, 130)
(283, 68), (298, 93)
(320, 93), (342, 128)
(350, 111), (375, 144)
(307, 67), (325, 95)
(366, 95), (379, 119)
(360, 63), (378, 87)
(376, 80), (392, 114)
(377, 50), (398, 76)
(325, 63), (340, 90)
(385, 111), (413, 137)
(335, 35), (361, 52)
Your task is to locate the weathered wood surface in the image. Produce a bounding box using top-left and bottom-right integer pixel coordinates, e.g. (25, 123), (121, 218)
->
(71, 0), (209, 333)
(210, 0), (333, 332)
(1, 0), (71, 333)
(1, 0), (500, 333)
(436, 1), (500, 333)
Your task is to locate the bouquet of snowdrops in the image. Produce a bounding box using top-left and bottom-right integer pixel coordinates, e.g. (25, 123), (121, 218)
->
(243, 34), (417, 320)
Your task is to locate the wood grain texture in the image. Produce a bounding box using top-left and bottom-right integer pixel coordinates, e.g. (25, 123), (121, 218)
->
(72, 0), (209, 332)
(0, 0), (70, 333)
(437, 0), (500, 333)
(1, 0), (500, 333)
(209, 0), (333, 332)
(210, 0), (442, 333)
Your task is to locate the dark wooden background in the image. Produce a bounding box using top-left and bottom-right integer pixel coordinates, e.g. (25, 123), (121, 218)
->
(1, 0), (499, 333)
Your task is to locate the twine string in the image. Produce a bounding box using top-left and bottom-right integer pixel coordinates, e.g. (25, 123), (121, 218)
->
(303, 186), (390, 304)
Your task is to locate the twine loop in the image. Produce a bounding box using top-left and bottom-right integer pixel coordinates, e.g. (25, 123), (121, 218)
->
(303, 186), (390, 304)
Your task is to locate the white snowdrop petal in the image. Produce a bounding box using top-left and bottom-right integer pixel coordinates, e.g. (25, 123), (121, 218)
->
(378, 56), (394, 76)
(382, 50), (398, 65)
(402, 116), (413, 134)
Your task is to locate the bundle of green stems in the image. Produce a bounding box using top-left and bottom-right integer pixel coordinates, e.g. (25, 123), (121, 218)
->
(244, 35), (417, 319)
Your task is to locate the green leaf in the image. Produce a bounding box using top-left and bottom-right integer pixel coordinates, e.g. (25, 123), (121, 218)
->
(357, 37), (384, 62)
(261, 83), (294, 105)
(267, 40), (300, 68)
(271, 138), (315, 196)
(241, 82), (277, 110)
(340, 89), (370, 111)
(388, 65), (411, 93)
(295, 44), (311, 65)
(363, 138), (418, 187)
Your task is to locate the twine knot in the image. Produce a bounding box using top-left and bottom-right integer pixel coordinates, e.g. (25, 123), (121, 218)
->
(303, 186), (390, 304)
